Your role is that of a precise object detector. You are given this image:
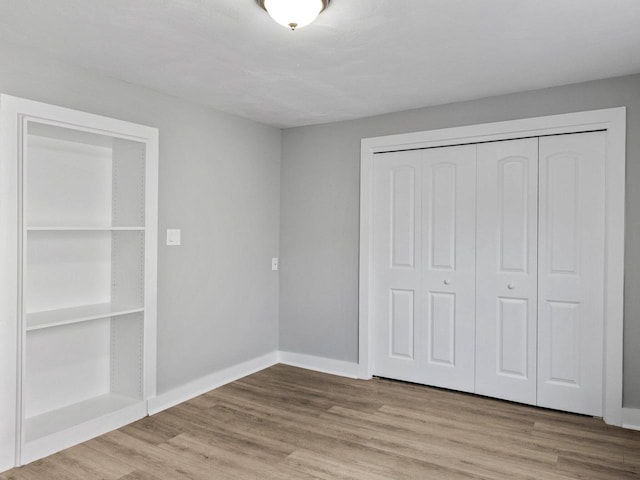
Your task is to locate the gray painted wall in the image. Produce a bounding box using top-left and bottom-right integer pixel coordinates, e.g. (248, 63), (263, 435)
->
(3, 39), (638, 408)
(0, 41), (281, 394)
(280, 74), (640, 407)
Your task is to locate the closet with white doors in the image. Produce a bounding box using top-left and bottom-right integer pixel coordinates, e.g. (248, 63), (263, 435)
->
(0, 95), (158, 471)
(372, 131), (606, 417)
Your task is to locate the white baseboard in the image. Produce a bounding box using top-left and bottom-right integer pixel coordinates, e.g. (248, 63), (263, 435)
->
(278, 351), (360, 379)
(622, 407), (640, 431)
(147, 350), (361, 415)
(147, 351), (279, 415)
(21, 401), (147, 465)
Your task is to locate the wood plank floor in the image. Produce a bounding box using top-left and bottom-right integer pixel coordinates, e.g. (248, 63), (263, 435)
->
(3, 364), (640, 479)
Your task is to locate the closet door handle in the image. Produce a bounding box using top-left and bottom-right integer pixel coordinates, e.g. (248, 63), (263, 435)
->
(443, 279), (451, 285)
(507, 284), (515, 290)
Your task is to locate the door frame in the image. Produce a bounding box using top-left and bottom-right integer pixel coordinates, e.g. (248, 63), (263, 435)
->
(359, 107), (626, 426)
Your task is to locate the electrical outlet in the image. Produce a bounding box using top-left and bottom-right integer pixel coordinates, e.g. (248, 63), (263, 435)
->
(166, 229), (181, 246)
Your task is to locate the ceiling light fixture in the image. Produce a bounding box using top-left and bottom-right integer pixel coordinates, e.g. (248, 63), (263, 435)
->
(257, 0), (330, 31)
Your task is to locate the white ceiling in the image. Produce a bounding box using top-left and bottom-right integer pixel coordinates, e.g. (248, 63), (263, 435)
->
(1, 0), (639, 128)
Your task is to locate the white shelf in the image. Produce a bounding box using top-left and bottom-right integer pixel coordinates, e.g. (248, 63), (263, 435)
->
(26, 303), (144, 331)
(24, 393), (140, 443)
(27, 226), (144, 231)
(1, 95), (158, 470)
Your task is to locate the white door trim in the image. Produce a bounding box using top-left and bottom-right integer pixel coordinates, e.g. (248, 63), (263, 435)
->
(359, 107), (626, 426)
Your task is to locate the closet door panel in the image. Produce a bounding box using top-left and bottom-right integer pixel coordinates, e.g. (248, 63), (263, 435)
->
(537, 132), (605, 416)
(476, 138), (538, 405)
(372, 151), (423, 382)
(421, 145), (476, 392)
(498, 298), (529, 377)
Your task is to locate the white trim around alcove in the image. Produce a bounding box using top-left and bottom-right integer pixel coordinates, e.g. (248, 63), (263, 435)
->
(0, 94), (160, 470)
(358, 107), (627, 427)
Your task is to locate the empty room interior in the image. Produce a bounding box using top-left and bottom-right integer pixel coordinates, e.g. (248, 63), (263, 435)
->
(1, 0), (640, 478)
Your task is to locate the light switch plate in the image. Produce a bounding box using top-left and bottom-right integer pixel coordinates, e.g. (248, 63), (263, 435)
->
(166, 229), (181, 246)
(271, 257), (279, 271)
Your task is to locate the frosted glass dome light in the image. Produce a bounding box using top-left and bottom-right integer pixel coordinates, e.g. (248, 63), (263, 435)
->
(258, 0), (330, 31)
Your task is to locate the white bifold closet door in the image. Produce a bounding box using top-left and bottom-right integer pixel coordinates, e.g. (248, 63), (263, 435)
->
(421, 145), (476, 392)
(373, 149), (423, 383)
(372, 132), (606, 417)
(475, 138), (539, 405)
(372, 145), (476, 391)
(537, 132), (606, 417)
(475, 133), (605, 413)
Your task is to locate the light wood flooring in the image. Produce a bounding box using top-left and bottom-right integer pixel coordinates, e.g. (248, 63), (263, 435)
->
(2, 364), (640, 479)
